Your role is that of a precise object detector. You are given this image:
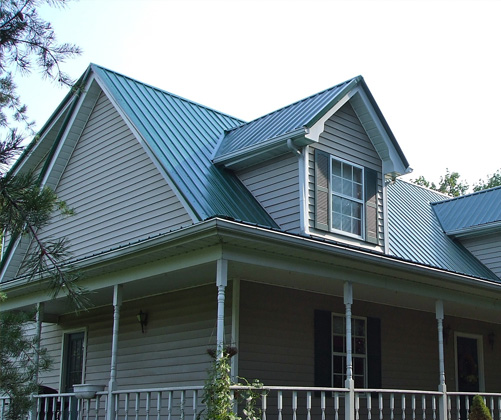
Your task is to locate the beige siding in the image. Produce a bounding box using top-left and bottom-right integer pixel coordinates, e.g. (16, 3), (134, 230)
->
(307, 101), (384, 247)
(39, 285), (232, 391)
(37, 92), (192, 261)
(460, 233), (501, 278)
(238, 154), (300, 233)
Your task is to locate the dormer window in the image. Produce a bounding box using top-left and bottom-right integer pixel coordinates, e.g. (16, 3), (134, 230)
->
(331, 158), (364, 237)
(315, 149), (379, 245)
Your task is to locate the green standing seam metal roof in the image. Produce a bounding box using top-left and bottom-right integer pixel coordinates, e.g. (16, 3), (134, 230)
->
(92, 65), (278, 227)
(432, 186), (501, 234)
(214, 77), (359, 159)
(387, 180), (498, 281)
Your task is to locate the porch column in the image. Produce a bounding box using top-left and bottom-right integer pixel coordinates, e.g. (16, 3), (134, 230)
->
(344, 282), (355, 420)
(436, 300), (448, 420)
(30, 302), (44, 420)
(216, 259), (228, 359)
(107, 285), (122, 420)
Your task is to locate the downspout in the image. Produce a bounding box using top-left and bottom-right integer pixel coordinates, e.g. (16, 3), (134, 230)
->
(287, 140), (309, 235)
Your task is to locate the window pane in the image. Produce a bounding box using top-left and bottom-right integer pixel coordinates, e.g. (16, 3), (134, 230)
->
(343, 179), (352, 197)
(332, 159), (341, 177)
(333, 335), (344, 353)
(354, 357), (365, 375)
(332, 175), (342, 193)
(333, 355), (344, 374)
(353, 167), (362, 184)
(353, 182), (363, 200)
(333, 316), (344, 334)
(354, 319), (365, 336)
(354, 338), (366, 355)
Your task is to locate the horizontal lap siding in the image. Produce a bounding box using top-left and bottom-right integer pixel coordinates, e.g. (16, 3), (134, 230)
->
(39, 285), (232, 391)
(238, 155), (300, 233)
(460, 234), (501, 278)
(39, 92), (192, 259)
(308, 101), (384, 246)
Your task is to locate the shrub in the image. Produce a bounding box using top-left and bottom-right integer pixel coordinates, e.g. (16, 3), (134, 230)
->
(469, 395), (492, 420)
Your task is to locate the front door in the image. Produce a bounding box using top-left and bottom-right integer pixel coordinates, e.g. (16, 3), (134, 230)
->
(456, 334), (483, 393)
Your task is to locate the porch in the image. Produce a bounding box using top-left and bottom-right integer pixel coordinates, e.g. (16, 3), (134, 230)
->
(3, 386), (500, 420)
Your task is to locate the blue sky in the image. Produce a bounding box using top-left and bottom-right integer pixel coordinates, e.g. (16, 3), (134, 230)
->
(15, 0), (501, 188)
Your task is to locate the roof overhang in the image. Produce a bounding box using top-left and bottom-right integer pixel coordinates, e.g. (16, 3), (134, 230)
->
(2, 218), (500, 315)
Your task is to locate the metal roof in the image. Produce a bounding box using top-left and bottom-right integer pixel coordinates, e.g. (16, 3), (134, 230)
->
(92, 64), (278, 227)
(387, 180), (498, 281)
(432, 186), (501, 235)
(213, 76), (360, 160)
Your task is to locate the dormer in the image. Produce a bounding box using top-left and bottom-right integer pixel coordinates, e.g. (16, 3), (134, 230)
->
(213, 76), (411, 252)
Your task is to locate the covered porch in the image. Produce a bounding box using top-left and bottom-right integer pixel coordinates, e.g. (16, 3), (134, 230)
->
(2, 219), (501, 420)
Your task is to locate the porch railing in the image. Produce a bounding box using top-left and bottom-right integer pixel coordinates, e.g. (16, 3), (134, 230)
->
(2, 387), (501, 420)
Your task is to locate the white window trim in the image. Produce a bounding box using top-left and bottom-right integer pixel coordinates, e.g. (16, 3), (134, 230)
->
(454, 332), (485, 392)
(329, 156), (365, 240)
(59, 328), (88, 392)
(331, 313), (368, 388)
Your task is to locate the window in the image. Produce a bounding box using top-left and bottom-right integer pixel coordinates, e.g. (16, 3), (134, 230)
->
(332, 314), (367, 388)
(314, 310), (381, 390)
(331, 158), (364, 237)
(314, 149), (379, 244)
(61, 331), (85, 392)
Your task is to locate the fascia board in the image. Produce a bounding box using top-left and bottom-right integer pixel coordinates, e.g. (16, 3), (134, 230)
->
(350, 86), (410, 177)
(447, 220), (501, 238)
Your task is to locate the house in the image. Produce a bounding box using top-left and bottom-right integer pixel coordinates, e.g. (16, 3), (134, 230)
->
(0, 64), (500, 420)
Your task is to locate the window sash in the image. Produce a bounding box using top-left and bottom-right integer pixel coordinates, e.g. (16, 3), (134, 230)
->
(332, 314), (367, 388)
(330, 157), (365, 238)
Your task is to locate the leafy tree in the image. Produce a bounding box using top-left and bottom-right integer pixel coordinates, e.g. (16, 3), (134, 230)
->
(469, 395), (492, 420)
(412, 169), (469, 197)
(0, 1), (82, 419)
(473, 169), (501, 192)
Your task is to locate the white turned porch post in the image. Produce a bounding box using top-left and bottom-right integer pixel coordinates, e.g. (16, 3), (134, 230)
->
(30, 302), (44, 420)
(436, 300), (448, 420)
(216, 259), (228, 359)
(107, 285), (122, 420)
(344, 282), (355, 420)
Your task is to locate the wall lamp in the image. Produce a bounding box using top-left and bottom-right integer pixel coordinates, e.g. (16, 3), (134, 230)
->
(488, 332), (495, 350)
(137, 310), (148, 333)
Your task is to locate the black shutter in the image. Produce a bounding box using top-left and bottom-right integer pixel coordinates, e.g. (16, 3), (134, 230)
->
(367, 317), (382, 389)
(314, 310), (332, 389)
(315, 150), (330, 231)
(364, 168), (379, 244)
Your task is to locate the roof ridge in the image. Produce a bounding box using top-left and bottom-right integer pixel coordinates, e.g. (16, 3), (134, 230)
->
(224, 75), (361, 135)
(432, 183), (501, 207)
(91, 63), (246, 125)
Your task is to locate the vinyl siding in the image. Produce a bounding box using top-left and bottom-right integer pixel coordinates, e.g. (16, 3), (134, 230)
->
(38, 285), (232, 391)
(35, 92), (192, 261)
(460, 233), (501, 278)
(307, 101), (384, 247)
(238, 282), (501, 391)
(238, 154), (300, 233)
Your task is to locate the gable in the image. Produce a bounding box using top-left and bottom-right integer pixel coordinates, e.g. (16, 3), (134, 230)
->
(3, 91), (193, 280)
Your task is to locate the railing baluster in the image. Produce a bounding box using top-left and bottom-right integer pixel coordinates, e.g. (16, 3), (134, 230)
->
(490, 396), (495, 420)
(180, 389), (186, 420)
(158, 391), (163, 420)
(391, 393), (395, 420)
(320, 392), (326, 420)
(145, 392), (151, 420)
(307, 391), (312, 420)
(379, 392), (384, 420)
(355, 393), (360, 420)
(367, 392), (372, 420)
(466, 396), (471, 419)
(411, 394), (416, 420)
(498, 397), (501, 420)
(134, 392), (140, 420)
(402, 394), (406, 420)
(334, 392), (340, 420)
(432, 395), (436, 420)
(192, 390), (198, 420)
(421, 394), (426, 420)
(167, 391), (173, 420)
(277, 390), (283, 420)
(292, 390), (297, 420)
(262, 390), (267, 420)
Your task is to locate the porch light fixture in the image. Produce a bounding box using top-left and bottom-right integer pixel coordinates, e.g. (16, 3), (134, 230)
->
(137, 310), (148, 333)
(488, 332), (495, 350)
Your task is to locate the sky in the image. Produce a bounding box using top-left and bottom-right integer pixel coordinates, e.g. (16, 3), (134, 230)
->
(14, 0), (501, 189)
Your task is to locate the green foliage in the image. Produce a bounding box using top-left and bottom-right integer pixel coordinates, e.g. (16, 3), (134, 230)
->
(0, 297), (51, 420)
(473, 169), (501, 192)
(412, 169), (469, 197)
(199, 353), (264, 420)
(469, 395), (492, 420)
